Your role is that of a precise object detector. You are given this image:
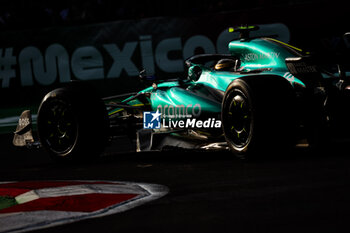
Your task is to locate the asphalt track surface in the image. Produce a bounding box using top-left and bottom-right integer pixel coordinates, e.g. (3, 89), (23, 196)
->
(1, 134), (350, 233)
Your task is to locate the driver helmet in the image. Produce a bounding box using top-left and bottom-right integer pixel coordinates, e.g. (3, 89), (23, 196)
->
(214, 59), (238, 71)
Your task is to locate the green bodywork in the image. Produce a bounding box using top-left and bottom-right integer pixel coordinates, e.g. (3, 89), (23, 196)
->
(108, 37), (306, 118)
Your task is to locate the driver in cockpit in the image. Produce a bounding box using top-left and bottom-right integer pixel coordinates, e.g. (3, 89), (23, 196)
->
(214, 58), (241, 72)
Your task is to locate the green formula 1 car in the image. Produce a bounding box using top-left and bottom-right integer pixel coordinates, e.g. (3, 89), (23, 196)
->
(13, 26), (350, 160)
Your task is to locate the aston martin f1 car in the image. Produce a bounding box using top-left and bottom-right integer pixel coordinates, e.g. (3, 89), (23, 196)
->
(13, 26), (350, 160)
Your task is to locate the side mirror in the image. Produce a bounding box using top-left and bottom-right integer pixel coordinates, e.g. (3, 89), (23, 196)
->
(139, 69), (156, 82)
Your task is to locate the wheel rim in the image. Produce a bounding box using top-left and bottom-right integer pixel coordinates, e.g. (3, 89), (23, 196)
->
(39, 99), (78, 155)
(223, 90), (252, 149)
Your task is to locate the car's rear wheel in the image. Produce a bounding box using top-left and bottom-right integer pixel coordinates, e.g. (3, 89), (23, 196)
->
(223, 88), (253, 151)
(37, 83), (109, 161)
(222, 76), (296, 159)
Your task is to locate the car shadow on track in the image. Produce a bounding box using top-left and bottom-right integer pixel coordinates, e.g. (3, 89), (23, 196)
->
(96, 143), (350, 166)
(1, 132), (350, 168)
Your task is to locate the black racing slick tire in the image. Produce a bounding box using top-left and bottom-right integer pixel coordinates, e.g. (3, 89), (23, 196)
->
(222, 75), (296, 159)
(37, 83), (109, 161)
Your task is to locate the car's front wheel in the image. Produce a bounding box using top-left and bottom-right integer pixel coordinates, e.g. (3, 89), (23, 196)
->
(37, 83), (108, 161)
